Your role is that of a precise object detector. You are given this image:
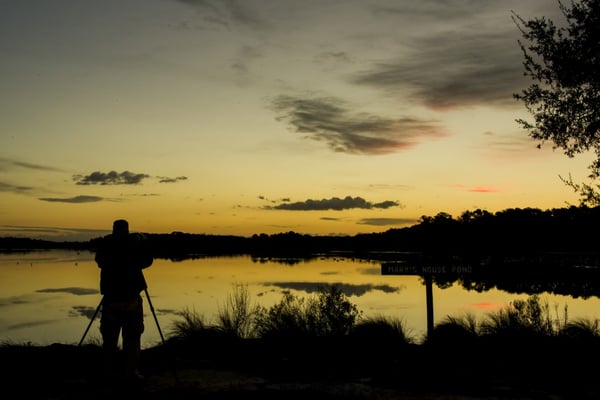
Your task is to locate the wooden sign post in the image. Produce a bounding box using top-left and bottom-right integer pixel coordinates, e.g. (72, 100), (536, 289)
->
(381, 262), (474, 339)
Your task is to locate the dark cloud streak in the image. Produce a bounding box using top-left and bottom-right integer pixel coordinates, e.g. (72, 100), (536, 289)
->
(266, 196), (400, 211)
(0, 157), (63, 172)
(357, 217), (416, 226)
(0, 224), (109, 241)
(270, 95), (446, 154)
(158, 176), (188, 183)
(73, 170), (150, 185)
(352, 15), (527, 110)
(174, 0), (267, 31)
(0, 181), (33, 194)
(73, 171), (187, 185)
(39, 195), (103, 203)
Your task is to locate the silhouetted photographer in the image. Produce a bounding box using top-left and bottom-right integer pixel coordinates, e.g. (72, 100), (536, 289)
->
(94, 219), (153, 382)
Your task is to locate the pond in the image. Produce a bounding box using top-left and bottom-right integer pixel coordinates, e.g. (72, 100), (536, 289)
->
(1, 249), (599, 348)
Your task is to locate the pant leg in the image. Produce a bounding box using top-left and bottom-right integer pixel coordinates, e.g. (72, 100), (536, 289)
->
(100, 302), (123, 376)
(121, 295), (144, 376)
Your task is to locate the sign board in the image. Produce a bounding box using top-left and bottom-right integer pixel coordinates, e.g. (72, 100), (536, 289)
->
(380, 262), (476, 338)
(381, 262), (474, 275)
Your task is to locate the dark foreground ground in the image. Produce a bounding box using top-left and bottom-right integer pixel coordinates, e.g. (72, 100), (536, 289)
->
(2, 337), (599, 400)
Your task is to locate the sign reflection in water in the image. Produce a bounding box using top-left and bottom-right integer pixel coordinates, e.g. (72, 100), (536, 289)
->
(1, 250), (600, 348)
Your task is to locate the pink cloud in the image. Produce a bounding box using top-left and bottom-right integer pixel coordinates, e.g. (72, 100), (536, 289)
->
(448, 184), (502, 193)
(467, 186), (501, 193)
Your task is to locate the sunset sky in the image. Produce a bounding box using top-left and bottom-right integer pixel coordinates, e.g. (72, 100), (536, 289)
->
(0, 0), (593, 241)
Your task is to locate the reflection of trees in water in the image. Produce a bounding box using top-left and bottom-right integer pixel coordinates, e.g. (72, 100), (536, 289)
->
(250, 256), (313, 266)
(263, 281), (400, 297)
(425, 256), (600, 300)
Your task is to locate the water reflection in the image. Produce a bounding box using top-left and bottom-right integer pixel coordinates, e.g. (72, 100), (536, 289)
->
(1, 250), (600, 348)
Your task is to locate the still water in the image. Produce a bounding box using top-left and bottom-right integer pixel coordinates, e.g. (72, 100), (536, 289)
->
(1, 249), (600, 348)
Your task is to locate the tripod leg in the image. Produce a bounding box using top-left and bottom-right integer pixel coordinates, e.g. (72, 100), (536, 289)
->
(144, 288), (165, 345)
(144, 288), (178, 383)
(79, 297), (103, 346)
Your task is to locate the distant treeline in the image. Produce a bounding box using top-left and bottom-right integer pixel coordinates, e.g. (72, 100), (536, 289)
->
(2, 206), (600, 262)
(4, 206), (600, 299)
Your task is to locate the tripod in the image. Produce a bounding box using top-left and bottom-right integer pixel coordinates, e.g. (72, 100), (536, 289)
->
(78, 289), (165, 346)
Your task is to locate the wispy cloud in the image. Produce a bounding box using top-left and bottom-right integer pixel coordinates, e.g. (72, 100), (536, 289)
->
(265, 196), (400, 211)
(357, 218), (416, 226)
(73, 171), (150, 185)
(0, 181), (34, 194)
(0, 157), (63, 172)
(270, 95), (446, 155)
(174, 0), (268, 31)
(351, 6), (528, 110)
(0, 158), (61, 196)
(474, 131), (544, 160)
(158, 176), (188, 183)
(450, 184), (502, 193)
(39, 195), (103, 203)
(0, 225), (109, 241)
(467, 186), (501, 193)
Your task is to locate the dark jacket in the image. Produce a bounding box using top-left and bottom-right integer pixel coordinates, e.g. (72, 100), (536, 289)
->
(95, 233), (153, 302)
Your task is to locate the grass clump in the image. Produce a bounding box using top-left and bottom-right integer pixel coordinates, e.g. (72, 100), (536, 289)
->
(427, 313), (479, 346)
(560, 318), (600, 339)
(169, 307), (212, 339)
(216, 283), (259, 339)
(253, 285), (362, 339)
(168, 287), (600, 364)
(352, 314), (413, 344)
(480, 295), (555, 338)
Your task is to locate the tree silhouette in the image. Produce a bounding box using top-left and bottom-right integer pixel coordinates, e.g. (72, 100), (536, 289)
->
(513, 0), (600, 204)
